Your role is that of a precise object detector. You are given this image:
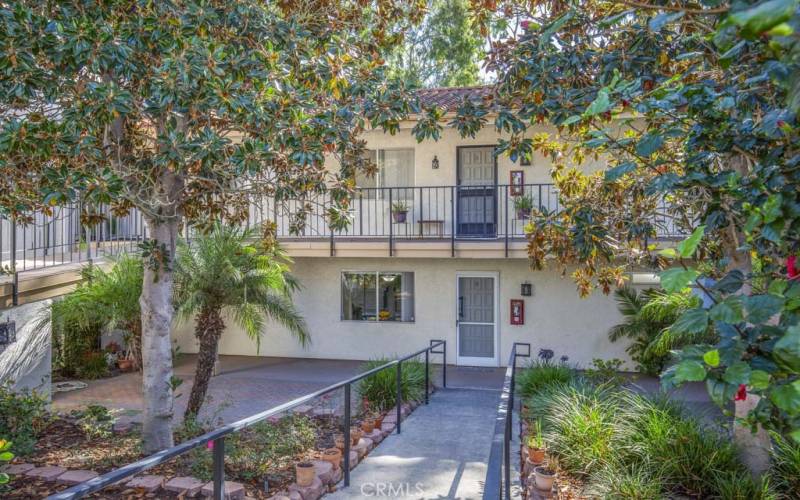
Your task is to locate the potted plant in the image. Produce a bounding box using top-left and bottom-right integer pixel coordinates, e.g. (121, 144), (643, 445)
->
(334, 434), (345, 451)
(350, 426), (362, 445)
(533, 462), (556, 492)
(513, 195), (534, 219)
(361, 416), (375, 433)
(117, 356), (134, 372)
(391, 201), (409, 223)
(296, 461), (316, 487)
(374, 412), (385, 429)
(321, 448), (342, 470)
(526, 420), (546, 464)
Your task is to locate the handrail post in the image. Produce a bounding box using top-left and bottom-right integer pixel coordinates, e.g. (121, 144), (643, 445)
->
(450, 186), (455, 257)
(504, 185), (509, 257)
(344, 383), (351, 486)
(10, 216), (18, 306)
(388, 188), (393, 257)
(424, 349), (429, 405)
(212, 437), (225, 500)
(396, 360), (402, 434)
(443, 340), (447, 388)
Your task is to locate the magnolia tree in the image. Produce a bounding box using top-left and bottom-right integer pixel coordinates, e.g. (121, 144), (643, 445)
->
(444, 0), (799, 470)
(0, 0), (425, 452)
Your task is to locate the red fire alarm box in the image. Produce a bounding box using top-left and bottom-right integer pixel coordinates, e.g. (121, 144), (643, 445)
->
(511, 299), (524, 325)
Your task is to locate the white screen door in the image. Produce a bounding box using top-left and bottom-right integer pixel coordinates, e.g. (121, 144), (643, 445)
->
(456, 273), (498, 366)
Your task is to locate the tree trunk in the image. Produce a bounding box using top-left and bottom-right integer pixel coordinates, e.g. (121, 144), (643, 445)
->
(184, 306), (225, 420)
(723, 155), (771, 477)
(139, 216), (179, 453)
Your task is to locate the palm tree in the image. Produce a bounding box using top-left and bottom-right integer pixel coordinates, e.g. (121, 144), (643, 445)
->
(174, 223), (309, 419)
(33, 254), (143, 376)
(607, 286), (711, 375)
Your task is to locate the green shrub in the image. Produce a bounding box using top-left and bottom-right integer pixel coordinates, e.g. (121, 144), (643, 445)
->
(206, 414), (319, 482)
(0, 384), (48, 456)
(72, 405), (115, 439)
(711, 470), (776, 500)
(534, 383), (616, 476)
(769, 431), (800, 498)
(77, 351), (110, 379)
(357, 358), (427, 411)
(586, 461), (664, 499)
(516, 360), (575, 399)
(0, 439), (12, 486)
(584, 358), (626, 387)
(614, 391), (744, 498)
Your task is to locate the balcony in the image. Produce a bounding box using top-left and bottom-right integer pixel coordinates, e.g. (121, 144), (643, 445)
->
(256, 184), (682, 258)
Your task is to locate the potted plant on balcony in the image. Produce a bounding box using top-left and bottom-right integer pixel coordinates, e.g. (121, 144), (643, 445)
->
(533, 462), (557, 492)
(391, 201), (409, 223)
(514, 194), (534, 219)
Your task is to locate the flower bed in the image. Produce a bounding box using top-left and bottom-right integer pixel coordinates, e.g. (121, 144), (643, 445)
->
(517, 364), (800, 499)
(2, 397), (427, 499)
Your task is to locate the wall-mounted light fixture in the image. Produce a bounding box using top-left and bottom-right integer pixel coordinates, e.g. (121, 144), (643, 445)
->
(521, 282), (533, 296)
(0, 318), (16, 351)
(431, 155), (440, 169)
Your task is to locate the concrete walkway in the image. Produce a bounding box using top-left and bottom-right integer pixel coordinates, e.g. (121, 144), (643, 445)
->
(329, 388), (500, 500)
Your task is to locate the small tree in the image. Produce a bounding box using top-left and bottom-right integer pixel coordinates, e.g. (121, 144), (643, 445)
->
(174, 223), (309, 419)
(0, 1), (424, 452)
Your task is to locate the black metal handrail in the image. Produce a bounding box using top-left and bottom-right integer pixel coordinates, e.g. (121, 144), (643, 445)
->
(48, 339), (447, 500)
(483, 342), (530, 499)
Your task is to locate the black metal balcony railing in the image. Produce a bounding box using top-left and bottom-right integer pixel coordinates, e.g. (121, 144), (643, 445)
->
(268, 184), (561, 242)
(1, 183), (682, 293)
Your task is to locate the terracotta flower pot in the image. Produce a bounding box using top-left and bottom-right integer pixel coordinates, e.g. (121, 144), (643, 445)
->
(334, 434), (345, 450)
(118, 359), (133, 372)
(533, 466), (556, 492)
(392, 211), (407, 223)
(374, 414), (384, 428)
(350, 427), (362, 445)
(528, 447), (546, 465)
(361, 419), (375, 433)
(322, 448), (342, 470)
(296, 462), (316, 487)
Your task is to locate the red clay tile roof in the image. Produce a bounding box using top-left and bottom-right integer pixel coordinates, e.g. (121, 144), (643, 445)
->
(416, 85), (493, 112)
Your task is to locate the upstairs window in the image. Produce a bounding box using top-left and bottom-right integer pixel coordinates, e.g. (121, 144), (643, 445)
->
(341, 271), (415, 322)
(355, 149), (415, 199)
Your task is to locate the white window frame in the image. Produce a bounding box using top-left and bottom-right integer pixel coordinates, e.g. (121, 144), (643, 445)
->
(340, 270), (415, 323)
(357, 148), (416, 198)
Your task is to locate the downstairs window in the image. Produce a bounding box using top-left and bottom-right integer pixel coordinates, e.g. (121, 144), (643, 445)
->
(341, 271), (415, 322)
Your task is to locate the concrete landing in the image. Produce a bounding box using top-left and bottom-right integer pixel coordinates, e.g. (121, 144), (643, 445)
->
(328, 388), (500, 500)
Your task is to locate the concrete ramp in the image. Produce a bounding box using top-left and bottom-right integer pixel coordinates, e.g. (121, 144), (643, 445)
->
(328, 388), (499, 500)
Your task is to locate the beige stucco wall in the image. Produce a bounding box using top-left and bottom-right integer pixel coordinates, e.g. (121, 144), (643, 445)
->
(172, 256), (630, 369)
(324, 120), (608, 186)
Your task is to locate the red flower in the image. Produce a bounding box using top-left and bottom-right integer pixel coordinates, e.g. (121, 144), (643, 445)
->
(788, 255), (800, 280)
(521, 20), (531, 30)
(734, 384), (747, 401)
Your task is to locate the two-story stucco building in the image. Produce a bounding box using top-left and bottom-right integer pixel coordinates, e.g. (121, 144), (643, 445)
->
(174, 86), (663, 368)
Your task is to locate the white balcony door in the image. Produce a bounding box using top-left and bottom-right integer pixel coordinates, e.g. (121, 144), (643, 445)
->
(456, 272), (499, 366)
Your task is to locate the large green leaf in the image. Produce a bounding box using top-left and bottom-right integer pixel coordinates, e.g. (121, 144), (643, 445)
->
(729, 0), (799, 38)
(723, 361), (752, 385)
(671, 308), (710, 335)
(585, 88), (611, 116)
(709, 296), (744, 323)
(750, 370), (771, 390)
(703, 349), (720, 367)
(675, 360), (707, 383)
(774, 325), (800, 373)
(635, 132), (664, 157)
(770, 380), (800, 415)
(660, 267), (699, 293)
(745, 294), (785, 324)
(676, 225), (706, 258)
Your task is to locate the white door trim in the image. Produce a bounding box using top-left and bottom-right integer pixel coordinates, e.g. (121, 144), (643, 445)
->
(455, 271), (500, 366)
